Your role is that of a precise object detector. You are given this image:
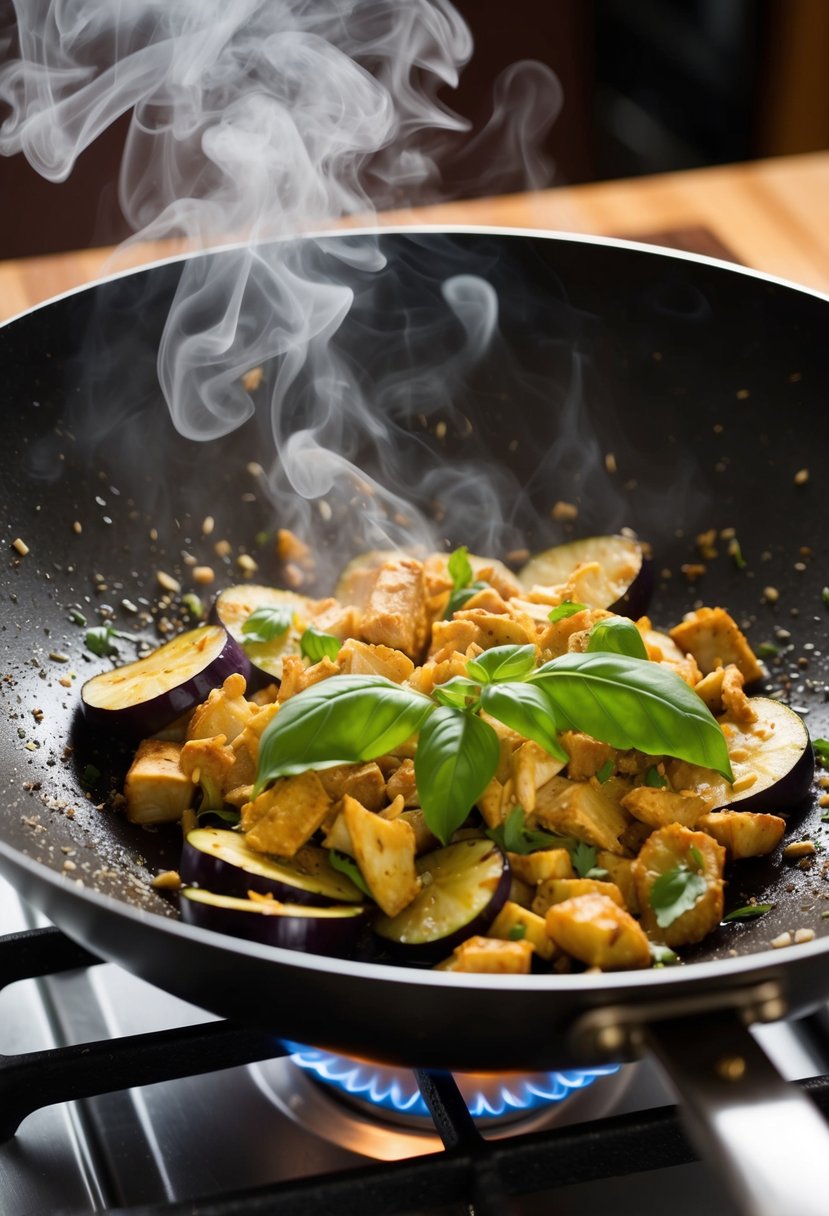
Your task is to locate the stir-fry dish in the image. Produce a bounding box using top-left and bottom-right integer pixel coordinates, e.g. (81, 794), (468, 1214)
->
(81, 535), (815, 974)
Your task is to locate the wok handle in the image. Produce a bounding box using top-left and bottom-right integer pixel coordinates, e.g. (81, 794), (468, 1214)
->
(646, 1009), (829, 1216)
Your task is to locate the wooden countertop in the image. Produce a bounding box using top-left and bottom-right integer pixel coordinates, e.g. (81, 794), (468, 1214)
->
(3, 150), (829, 324)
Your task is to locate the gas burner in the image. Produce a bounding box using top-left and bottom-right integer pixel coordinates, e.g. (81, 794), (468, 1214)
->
(251, 1046), (633, 1161)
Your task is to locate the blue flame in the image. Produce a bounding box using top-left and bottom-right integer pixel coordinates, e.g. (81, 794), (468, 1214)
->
(283, 1042), (619, 1119)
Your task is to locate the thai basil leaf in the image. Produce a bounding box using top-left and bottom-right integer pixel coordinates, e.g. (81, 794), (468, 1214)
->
(255, 676), (433, 792)
(415, 706), (500, 844)
(329, 850), (371, 898)
(300, 625), (341, 663)
(649, 864), (707, 929)
(447, 545), (474, 590)
(480, 681), (569, 763)
(85, 624), (119, 657)
(529, 652), (734, 780)
(242, 605), (293, 645)
(432, 677), (481, 711)
(587, 616), (648, 660)
(486, 807), (571, 855)
(466, 644), (536, 685)
(445, 580), (488, 618)
(722, 903), (774, 923)
(548, 601), (586, 622)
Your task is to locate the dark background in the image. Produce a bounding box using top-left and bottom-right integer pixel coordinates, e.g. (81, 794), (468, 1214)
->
(1, 0), (828, 260)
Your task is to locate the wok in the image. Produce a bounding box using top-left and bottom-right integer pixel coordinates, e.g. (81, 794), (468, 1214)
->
(2, 228), (829, 1214)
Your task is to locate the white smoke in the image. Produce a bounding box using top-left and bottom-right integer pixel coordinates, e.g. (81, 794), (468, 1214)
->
(1, 0), (564, 567)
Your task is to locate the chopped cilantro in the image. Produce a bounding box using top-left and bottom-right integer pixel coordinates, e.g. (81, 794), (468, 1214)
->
(85, 625), (119, 657)
(644, 766), (668, 789)
(508, 923), (527, 941)
(814, 739), (829, 767)
(596, 759), (614, 783)
(722, 903), (774, 922)
(486, 807), (566, 855)
(649, 863), (707, 929)
(757, 641), (779, 659)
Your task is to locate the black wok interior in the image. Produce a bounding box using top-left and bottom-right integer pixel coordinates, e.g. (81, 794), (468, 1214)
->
(2, 230), (829, 1068)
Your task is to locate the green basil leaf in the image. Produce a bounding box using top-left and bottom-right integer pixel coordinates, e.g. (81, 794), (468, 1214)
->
(85, 624), (119, 657)
(596, 759), (614, 783)
(722, 903), (774, 923)
(300, 625), (341, 663)
(486, 807), (574, 856)
(587, 616), (648, 660)
(445, 580), (488, 618)
(480, 681), (569, 763)
(570, 839), (599, 879)
(196, 806), (241, 827)
(255, 676), (433, 792)
(329, 850), (371, 898)
(644, 766), (668, 788)
(415, 706), (500, 844)
(466, 644), (537, 685)
(432, 677), (481, 711)
(182, 593), (204, 621)
(242, 605), (293, 645)
(649, 864), (707, 929)
(447, 545), (473, 590)
(548, 601), (586, 622)
(648, 941), (681, 966)
(529, 652), (734, 780)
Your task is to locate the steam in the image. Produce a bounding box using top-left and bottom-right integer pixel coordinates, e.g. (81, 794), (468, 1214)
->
(1, 0), (566, 568)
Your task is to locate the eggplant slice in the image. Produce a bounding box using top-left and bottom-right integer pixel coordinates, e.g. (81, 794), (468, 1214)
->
(518, 535), (653, 619)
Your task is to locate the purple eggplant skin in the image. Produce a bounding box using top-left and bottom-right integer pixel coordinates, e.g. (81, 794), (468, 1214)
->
(610, 553), (654, 620)
(179, 888), (371, 957)
(373, 839), (511, 963)
(80, 626), (250, 739)
(717, 698), (815, 814)
(180, 829), (364, 906)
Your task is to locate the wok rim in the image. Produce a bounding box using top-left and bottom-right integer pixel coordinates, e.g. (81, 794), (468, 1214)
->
(3, 224), (829, 1011)
(2, 834), (825, 997)
(3, 223), (829, 334)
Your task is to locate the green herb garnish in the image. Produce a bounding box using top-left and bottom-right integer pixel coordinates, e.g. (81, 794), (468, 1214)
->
(300, 626), (341, 663)
(182, 593), (204, 621)
(596, 759), (614, 783)
(466, 644), (536, 685)
(644, 766), (668, 788)
(722, 903), (774, 922)
(649, 863), (707, 929)
(648, 941), (681, 966)
(548, 601), (586, 622)
(486, 807), (571, 856)
(508, 923), (527, 941)
(196, 806), (241, 827)
(329, 850), (371, 897)
(757, 641), (779, 659)
(69, 608), (87, 627)
(814, 739), (829, 767)
(85, 625), (119, 657)
(444, 546), (488, 617)
(587, 616), (648, 660)
(241, 605), (293, 645)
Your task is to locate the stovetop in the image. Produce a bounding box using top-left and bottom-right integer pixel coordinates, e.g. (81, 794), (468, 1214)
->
(2, 869), (828, 1216)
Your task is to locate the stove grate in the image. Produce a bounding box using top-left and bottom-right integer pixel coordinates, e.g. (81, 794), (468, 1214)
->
(4, 926), (829, 1216)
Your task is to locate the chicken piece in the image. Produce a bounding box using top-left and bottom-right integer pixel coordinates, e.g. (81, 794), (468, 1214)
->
(342, 793), (420, 917)
(633, 823), (726, 947)
(669, 607), (763, 683)
(225, 702), (280, 788)
(462, 586), (509, 614)
(408, 650), (476, 697)
(561, 731), (616, 782)
(179, 734), (236, 810)
(536, 607), (611, 661)
(720, 664), (758, 724)
(186, 673), (256, 743)
(307, 598), (361, 640)
(428, 618), (481, 660)
(621, 786), (710, 830)
(697, 810), (786, 859)
(124, 740), (193, 824)
(477, 775), (509, 829)
(453, 607), (537, 652)
(316, 762), (387, 811)
(595, 851), (639, 914)
(545, 893), (651, 970)
(385, 758), (419, 806)
(277, 655), (339, 703)
(508, 876), (535, 909)
(513, 740), (567, 813)
(507, 848), (574, 885)
(662, 758), (730, 812)
(359, 557), (430, 660)
(439, 935), (534, 974)
(336, 638), (415, 683)
(638, 621), (702, 687)
(321, 811), (353, 855)
(693, 666), (728, 714)
(532, 877), (625, 917)
(534, 776), (633, 852)
(488, 902), (558, 960)
(396, 809), (438, 854)
(242, 771), (332, 857)
(469, 561), (523, 601)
